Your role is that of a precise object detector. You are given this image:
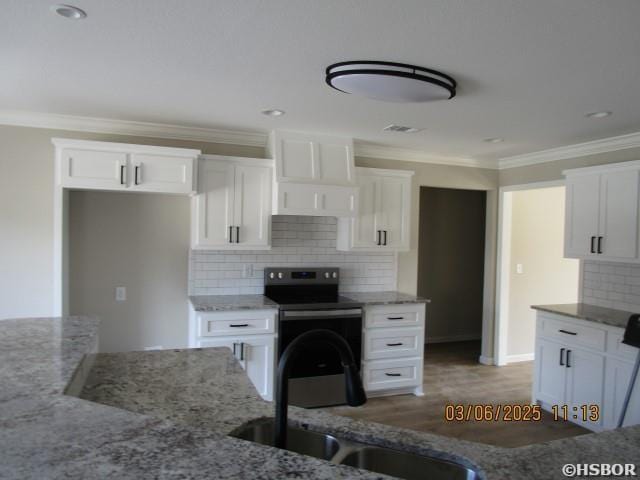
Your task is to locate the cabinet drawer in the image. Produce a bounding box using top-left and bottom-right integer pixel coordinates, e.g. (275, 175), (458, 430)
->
(606, 329), (638, 361)
(363, 357), (422, 391)
(364, 327), (423, 360)
(197, 309), (276, 336)
(538, 314), (606, 351)
(365, 304), (425, 329)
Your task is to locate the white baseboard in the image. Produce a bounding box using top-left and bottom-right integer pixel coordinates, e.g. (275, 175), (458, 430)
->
(426, 334), (482, 344)
(505, 353), (534, 363)
(478, 355), (494, 365)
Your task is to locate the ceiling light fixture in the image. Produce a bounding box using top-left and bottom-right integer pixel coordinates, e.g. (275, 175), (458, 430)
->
(585, 111), (612, 118)
(484, 138), (504, 143)
(51, 4), (87, 19)
(261, 109), (285, 117)
(326, 61), (456, 103)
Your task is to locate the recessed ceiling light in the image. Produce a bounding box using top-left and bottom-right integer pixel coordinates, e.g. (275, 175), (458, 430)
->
(261, 109), (285, 117)
(51, 4), (87, 19)
(383, 125), (423, 133)
(484, 137), (504, 143)
(585, 111), (612, 118)
(326, 61), (457, 103)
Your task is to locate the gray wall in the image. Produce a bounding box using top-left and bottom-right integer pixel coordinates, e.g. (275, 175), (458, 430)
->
(417, 187), (486, 343)
(69, 191), (191, 352)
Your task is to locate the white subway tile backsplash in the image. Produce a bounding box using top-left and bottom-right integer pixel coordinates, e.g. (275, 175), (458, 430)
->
(188, 215), (398, 296)
(582, 260), (640, 312)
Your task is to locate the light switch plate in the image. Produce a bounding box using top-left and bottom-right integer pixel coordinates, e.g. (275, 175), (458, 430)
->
(516, 264), (524, 274)
(115, 286), (127, 302)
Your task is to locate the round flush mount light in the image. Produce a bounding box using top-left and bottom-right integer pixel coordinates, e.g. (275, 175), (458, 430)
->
(585, 111), (612, 119)
(484, 137), (504, 143)
(261, 109), (286, 117)
(326, 61), (456, 103)
(51, 4), (87, 19)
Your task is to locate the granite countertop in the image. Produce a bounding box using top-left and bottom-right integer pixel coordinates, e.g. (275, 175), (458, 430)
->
(531, 303), (636, 329)
(190, 292), (429, 312)
(2, 316), (639, 479)
(189, 294), (278, 312)
(344, 291), (430, 306)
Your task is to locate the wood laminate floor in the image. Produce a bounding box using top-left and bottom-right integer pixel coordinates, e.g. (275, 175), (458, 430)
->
(327, 341), (589, 448)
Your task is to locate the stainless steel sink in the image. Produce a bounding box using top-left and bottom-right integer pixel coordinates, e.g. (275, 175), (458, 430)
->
(231, 419), (482, 480)
(338, 446), (481, 480)
(231, 419), (340, 461)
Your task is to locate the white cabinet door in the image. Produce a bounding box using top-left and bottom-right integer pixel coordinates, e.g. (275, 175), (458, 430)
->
(603, 357), (640, 429)
(565, 346), (605, 430)
(534, 339), (567, 406)
(271, 131), (355, 185)
(349, 175), (380, 248)
(233, 164), (271, 247)
(379, 175), (410, 250)
(129, 154), (194, 194)
(60, 148), (128, 190)
(192, 160), (235, 247)
(316, 138), (354, 184)
(565, 174), (601, 258)
(599, 170), (639, 260)
(197, 334), (275, 401)
(241, 335), (276, 401)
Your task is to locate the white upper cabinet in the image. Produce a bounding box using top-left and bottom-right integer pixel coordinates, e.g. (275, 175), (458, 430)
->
(268, 131), (358, 217)
(128, 153), (195, 194)
(192, 155), (272, 250)
(53, 139), (200, 195)
(337, 167), (413, 251)
(564, 161), (640, 262)
(270, 130), (355, 185)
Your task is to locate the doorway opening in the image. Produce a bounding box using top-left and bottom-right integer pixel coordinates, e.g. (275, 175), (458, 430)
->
(417, 187), (487, 348)
(495, 182), (580, 365)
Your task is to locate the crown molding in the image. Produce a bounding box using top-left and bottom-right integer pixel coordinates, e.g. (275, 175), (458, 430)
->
(0, 110), (268, 147)
(498, 131), (640, 170)
(353, 142), (499, 169)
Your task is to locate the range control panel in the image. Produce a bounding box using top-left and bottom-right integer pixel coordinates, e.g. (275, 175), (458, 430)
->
(264, 267), (339, 285)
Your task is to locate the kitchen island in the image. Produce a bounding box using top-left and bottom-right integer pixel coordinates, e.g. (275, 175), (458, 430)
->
(1, 316), (638, 479)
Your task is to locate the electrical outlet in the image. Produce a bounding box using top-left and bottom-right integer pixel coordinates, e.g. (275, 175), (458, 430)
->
(115, 286), (127, 302)
(242, 264), (255, 278)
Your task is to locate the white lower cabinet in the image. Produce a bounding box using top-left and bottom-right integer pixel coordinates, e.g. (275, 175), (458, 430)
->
(198, 334), (276, 401)
(190, 308), (277, 401)
(361, 303), (426, 396)
(533, 311), (639, 431)
(603, 357), (640, 428)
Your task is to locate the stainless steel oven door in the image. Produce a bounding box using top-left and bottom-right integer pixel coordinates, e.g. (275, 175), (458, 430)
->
(278, 308), (362, 408)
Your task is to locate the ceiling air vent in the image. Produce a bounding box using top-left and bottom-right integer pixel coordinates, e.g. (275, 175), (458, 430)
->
(383, 124), (422, 133)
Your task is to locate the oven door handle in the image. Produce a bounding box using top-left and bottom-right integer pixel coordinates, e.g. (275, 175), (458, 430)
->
(281, 308), (362, 320)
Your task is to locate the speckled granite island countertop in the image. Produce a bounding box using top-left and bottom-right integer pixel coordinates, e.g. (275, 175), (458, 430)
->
(2, 316), (639, 479)
(532, 303), (636, 329)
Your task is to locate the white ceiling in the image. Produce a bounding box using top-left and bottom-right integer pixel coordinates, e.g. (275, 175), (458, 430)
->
(2, 0), (640, 165)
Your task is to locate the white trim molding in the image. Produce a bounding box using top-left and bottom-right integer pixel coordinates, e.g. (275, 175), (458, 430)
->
(498, 131), (640, 170)
(0, 109), (496, 169)
(4, 109), (640, 171)
(0, 110), (268, 147)
(505, 353), (534, 363)
(353, 143), (497, 169)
